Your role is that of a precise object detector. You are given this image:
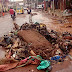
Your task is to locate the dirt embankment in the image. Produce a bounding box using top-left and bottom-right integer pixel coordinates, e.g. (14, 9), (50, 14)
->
(18, 30), (56, 59)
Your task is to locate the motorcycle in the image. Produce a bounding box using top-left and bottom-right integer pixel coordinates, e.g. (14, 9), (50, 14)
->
(11, 14), (16, 21)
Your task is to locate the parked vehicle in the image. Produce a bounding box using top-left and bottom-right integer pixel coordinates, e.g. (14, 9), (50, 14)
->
(23, 7), (27, 10)
(36, 5), (43, 9)
(11, 14), (16, 21)
(16, 7), (24, 14)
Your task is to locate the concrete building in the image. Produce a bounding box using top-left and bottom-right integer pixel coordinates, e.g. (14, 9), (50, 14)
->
(50, 0), (72, 11)
(46, 0), (72, 17)
(46, 0), (66, 11)
(8, 1), (24, 9)
(0, 0), (9, 12)
(23, 0), (43, 8)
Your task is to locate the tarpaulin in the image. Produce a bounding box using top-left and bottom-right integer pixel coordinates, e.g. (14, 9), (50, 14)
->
(0, 56), (41, 71)
(0, 62), (18, 71)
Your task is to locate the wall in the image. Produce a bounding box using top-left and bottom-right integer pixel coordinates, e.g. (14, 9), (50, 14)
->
(60, 0), (66, 11)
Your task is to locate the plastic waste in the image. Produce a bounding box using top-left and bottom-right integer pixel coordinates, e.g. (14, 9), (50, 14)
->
(68, 55), (72, 60)
(4, 35), (12, 45)
(7, 44), (12, 48)
(30, 50), (36, 56)
(14, 30), (18, 35)
(37, 60), (50, 70)
(51, 56), (60, 61)
(46, 66), (52, 72)
(37, 55), (42, 60)
(35, 22), (39, 25)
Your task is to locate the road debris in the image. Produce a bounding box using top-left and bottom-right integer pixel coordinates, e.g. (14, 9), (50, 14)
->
(0, 22), (72, 72)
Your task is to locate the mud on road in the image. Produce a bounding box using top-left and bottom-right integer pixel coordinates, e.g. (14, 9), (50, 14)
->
(0, 11), (72, 72)
(18, 30), (56, 59)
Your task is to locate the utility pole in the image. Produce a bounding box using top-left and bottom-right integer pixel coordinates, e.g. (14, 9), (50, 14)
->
(63, 0), (64, 11)
(53, 0), (54, 12)
(13, 0), (14, 8)
(36, 0), (38, 10)
(27, 0), (29, 8)
(23, 0), (25, 6)
(1, 0), (3, 16)
(31, 0), (32, 8)
(44, 0), (46, 10)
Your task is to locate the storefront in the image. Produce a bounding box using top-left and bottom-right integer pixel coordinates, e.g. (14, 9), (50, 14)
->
(66, 0), (72, 10)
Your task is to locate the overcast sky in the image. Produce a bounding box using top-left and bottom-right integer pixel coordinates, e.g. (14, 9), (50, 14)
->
(10, 0), (23, 1)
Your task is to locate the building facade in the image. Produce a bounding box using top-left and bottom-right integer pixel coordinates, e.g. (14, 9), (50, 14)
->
(0, 0), (9, 12)
(23, 0), (43, 8)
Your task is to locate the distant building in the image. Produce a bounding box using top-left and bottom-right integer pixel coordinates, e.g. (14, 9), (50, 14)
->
(49, 0), (72, 11)
(8, 1), (24, 9)
(23, 0), (43, 8)
(0, 0), (9, 12)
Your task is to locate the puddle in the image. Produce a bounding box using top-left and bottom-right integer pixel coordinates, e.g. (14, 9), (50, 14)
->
(0, 47), (5, 59)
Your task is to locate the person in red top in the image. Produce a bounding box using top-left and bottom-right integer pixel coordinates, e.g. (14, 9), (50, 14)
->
(2, 11), (4, 16)
(9, 8), (14, 17)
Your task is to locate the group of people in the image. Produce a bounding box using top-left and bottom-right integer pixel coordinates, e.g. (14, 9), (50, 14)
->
(9, 7), (32, 18)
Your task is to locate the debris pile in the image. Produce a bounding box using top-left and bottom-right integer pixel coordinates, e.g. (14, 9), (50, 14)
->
(0, 22), (72, 72)
(0, 33), (30, 60)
